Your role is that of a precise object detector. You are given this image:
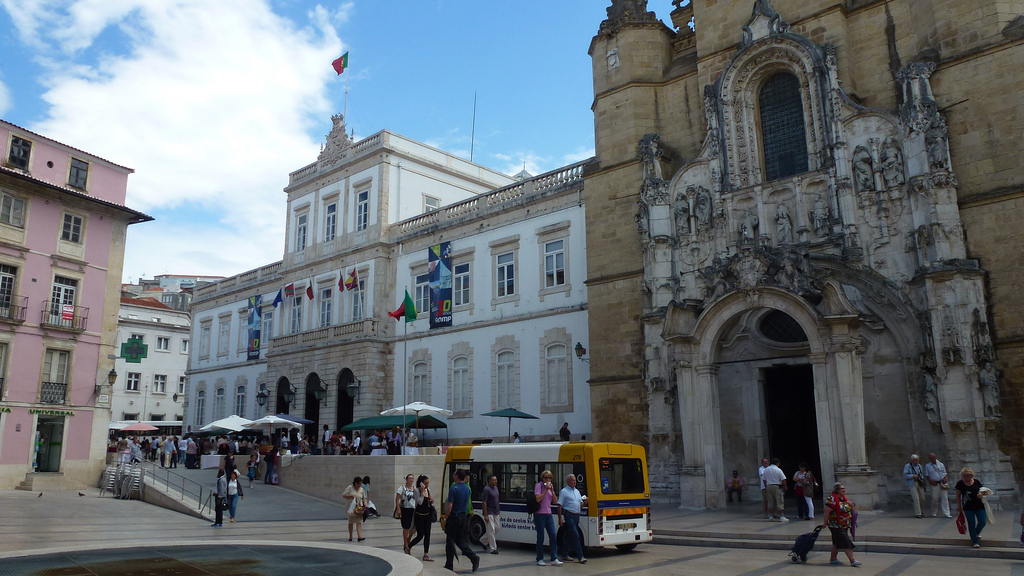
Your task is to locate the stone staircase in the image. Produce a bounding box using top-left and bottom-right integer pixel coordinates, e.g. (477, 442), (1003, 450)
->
(15, 472), (66, 492)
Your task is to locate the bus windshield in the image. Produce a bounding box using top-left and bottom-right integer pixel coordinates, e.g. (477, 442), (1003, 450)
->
(598, 457), (645, 494)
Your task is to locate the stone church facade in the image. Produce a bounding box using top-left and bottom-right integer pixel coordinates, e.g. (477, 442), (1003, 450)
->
(584, 0), (1024, 508)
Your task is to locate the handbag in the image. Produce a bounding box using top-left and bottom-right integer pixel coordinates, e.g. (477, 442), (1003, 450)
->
(429, 505), (438, 523)
(217, 497), (228, 511)
(393, 507), (402, 520)
(955, 511), (966, 535)
(354, 504), (365, 516)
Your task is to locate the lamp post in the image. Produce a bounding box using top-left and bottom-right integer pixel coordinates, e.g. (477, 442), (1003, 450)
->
(312, 376), (329, 406)
(345, 378), (361, 405)
(256, 383), (269, 415)
(282, 382), (296, 411)
(574, 342), (589, 363)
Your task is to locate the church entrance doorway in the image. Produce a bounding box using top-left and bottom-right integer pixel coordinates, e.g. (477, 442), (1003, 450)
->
(763, 364), (820, 496)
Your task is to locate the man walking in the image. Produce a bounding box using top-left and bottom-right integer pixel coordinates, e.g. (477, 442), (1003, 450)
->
(165, 436), (178, 469)
(557, 473), (587, 564)
(481, 475), (501, 554)
(559, 422), (571, 442)
(904, 454), (927, 518)
(442, 469), (480, 572)
(757, 457), (770, 519)
(923, 452), (952, 518)
(762, 458), (788, 521)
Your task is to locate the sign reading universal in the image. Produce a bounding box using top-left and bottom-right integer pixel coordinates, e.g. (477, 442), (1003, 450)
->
(29, 408), (75, 416)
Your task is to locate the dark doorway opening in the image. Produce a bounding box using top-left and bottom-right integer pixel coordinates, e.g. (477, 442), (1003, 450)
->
(763, 364), (820, 496)
(337, 369), (356, 430)
(304, 374), (322, 440)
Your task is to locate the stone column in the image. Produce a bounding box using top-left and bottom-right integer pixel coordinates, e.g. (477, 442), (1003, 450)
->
(675, 359), (706, 507)
(696, 364), (725, 508)
(809, 352), (836, 491)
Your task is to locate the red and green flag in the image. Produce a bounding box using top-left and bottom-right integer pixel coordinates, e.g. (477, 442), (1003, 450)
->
(388, 290), (416, 322)
(332, 52), (349, 75)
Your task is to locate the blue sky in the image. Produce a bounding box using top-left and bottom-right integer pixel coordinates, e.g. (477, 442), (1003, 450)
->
(0, 0), (681, 281)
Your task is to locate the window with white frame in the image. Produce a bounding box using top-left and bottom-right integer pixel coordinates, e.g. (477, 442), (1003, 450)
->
(178, 376), (186, 394)
(496, 251), (515, 297)
(68, 158), (89, 189)
(262, 310), (274, 341)
(0, 194), (25, 227)
(60, 213), (84, 243)
(0, 342), (7, 388)
(495, 350), (514, 409)
(122, 412), (139, 421)
(49, 276), (77, 324)
(217, 320), (230, 356)
(181, 339), (190, 354)
(130, 333), (144, 342)
(290, 297), (303, 333)
(195, 390), (206, 426)
(453, 263), (470, 306)
(237, 314), (246, 351)
(544, 240), (566, 288)
(199, 324), (211, 358)
(414, 273), (429, 316)
(423, 195), (441, 212)
(544, 344), (568, 406)
(235, 385), (246, 416)
(324, 202), (337, 242)
(156, 336), (170, 351)
(350, 276), (365, 321)
(0, 264), (17, 311)
(319, 288), (332, 327)
(153, 374), (167, 393)
(412, 361), (428, 403)
(355, 189), (369, 231)
(126, 372), (141, 392)
(452, 356), (470, 412)
(214, 387), (226, 419)
(7, 136), (31, 169)
(295, 213), (308, 251)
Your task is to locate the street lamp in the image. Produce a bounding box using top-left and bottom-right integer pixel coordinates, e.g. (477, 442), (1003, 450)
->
(282, 382), (296, 406)
(256, 383), (270, 413)
(312, 376), (329, 406)
(107, 369), (118, 385)
(345, 377), (362, 405)
(574, 342), (589, 363)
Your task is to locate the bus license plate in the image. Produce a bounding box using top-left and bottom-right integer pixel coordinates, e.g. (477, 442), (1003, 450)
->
(618, 522), (637, 530)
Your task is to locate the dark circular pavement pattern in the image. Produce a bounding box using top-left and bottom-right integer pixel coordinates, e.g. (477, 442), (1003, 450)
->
(0, 544), (391, 576)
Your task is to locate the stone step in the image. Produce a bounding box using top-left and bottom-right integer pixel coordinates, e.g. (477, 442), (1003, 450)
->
(14, 482), (33, 491)
(21, 472), (66, 492)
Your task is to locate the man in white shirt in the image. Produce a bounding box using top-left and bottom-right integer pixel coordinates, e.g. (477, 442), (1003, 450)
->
(923, 452), (952, 518)
(762, 458), (788, 522)
(757, 457), (769, 519)
(177, 437), (188, 466)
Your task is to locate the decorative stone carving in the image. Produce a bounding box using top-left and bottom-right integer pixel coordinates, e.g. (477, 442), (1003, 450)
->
(703, 85), (720, 157)
(897, 61), (939, 134)
(636, 203), (650, 241)
(599, 0), (660, 35)
(926, 118), (951, 172)
(922, 370), (940, 421)
(674, 193), (690, 236)
(741, 0), (790, 47)
(317, 113), (354, 166)
(606, 48), (620, 69)
(971, 308), (995, 363)
(978, 361), (1000, 417)
(810, 192), (830, 238)
(940, 307), (963, 365)
(739, 210), (759, 245)
(638, 133), (665, 181)
(693, 186), (715, 231)
(697, 245), (818, 306)
(774, 205), (793, 244)
(852, 146), (874, 192)
(880, 137), (905, 188)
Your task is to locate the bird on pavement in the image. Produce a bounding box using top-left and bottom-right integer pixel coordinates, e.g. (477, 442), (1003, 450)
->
(78, 492), (85, 497)
(37, 492), (42, 498)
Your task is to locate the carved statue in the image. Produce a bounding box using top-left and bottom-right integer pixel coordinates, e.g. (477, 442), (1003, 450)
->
(926, 119), (951, 171)
(978, 361), (1000, 417)
(971, 308), (995, 362)
(638, 133), (664, 181)
(922, 371), (939, 420)
(940, 307), (963, 364)
(635, 205), (650, 239)
(740, 212), (758, 244)
(318, 113), (354, 165)
(674, 193), (690, 236)
(852, 146), (874, 192)
(811, 192), (830, 238)
(880, 138), (905, 188)
(774, 253), (800, 292)
(694, 187), (713, 231)
(775, 205), (793, 244)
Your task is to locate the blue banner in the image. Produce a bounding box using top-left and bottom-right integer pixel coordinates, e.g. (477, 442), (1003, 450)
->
(247, 295), (262, 360)
(429, 242), (452, 329)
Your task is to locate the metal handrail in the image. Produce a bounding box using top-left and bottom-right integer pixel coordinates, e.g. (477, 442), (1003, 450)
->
(138, 461), (213, 514)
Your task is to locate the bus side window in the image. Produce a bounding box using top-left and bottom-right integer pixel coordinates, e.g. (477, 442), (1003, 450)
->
(574, 462), (587, 498)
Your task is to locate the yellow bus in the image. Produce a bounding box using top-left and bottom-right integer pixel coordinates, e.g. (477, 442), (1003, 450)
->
(440, 442), (653, 552)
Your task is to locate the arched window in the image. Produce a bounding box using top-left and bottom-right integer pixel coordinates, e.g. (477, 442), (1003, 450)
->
(545, 344), (568, 406)
(195, 390), (206, 426)
(759, 73), (808, 181)
(235, 385), (246, 417)
(215, 387), (226, 419)
(412, 361), (428, 403)
(496, 350), (514, 408)
(452, 356), (469, 412)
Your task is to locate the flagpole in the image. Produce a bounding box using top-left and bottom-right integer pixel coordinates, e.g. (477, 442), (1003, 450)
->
(470, 91), (477, 162)
(344, 67), (349, 119)
(402, 286), (409, 442)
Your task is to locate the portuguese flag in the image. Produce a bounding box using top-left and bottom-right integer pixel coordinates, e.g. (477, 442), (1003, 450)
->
(332, 52), (349, 75)
(388, 290), (416, 322)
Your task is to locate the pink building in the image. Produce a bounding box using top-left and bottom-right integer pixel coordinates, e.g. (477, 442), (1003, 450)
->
(0, 120), (151, 490)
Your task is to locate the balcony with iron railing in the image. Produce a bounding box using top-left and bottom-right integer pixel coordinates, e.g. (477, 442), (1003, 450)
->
(267, 319), (379, 356)
(0, 295), (28, 324)
(40, 302), (89, 332)
(40, 381), (68, 404)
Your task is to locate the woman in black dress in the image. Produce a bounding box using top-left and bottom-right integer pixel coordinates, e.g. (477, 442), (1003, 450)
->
(955, 467), (986, 548)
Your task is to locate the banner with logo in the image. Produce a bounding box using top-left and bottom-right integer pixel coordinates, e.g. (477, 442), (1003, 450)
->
(428, 242), (452, 329)
(247, 295), (262, 361)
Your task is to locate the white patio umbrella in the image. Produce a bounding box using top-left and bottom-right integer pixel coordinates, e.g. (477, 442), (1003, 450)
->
(380, 402), (453, 437)
(244, 415), (302, 431)
(199, 414), (253, 433)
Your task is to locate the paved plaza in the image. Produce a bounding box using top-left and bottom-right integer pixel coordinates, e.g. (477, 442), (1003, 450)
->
(1, 475), (1022, 575)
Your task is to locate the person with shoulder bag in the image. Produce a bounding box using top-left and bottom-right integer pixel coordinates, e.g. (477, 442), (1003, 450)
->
(903, 454), (927, 518)
(396, 474), (418, 554)
(343, 477), (367, 542)
(923, 452), (952, 518)
(212, 468), (227, 528)
(409, 475), (435, 562)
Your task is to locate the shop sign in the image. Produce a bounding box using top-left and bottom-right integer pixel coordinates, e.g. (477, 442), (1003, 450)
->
(0, 406), (11, 413)
(29, 409), (75, 416)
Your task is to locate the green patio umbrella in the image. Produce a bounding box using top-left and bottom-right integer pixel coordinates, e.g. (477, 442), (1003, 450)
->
(481, 407), (539, 442)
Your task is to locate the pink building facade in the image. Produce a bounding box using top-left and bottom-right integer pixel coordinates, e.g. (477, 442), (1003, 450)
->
(0, 120), (151, 490)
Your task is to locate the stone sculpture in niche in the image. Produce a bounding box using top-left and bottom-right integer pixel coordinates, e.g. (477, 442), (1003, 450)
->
(775, 205), (793, 244)
(638, 133), (664, 181)
(675, 193), (690, 236)
(694, 187), (714, 231)
(978, 362), (1000, 417)
(810, 192), (830, 238)
(926, 118), (951, 171)
(922, 371), (939, 421)
(852, 146), (874, 192)
(940, 307), (963, 364)
(971, 308), (995, 362)
(880, 137), (905, 188)
(740, 211), (758, 244)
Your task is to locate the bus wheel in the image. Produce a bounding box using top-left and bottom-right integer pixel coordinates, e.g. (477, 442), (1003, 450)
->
(469, 515), (486, 545)
(556, 524), (586, 557)
(615, 543), (638, 552)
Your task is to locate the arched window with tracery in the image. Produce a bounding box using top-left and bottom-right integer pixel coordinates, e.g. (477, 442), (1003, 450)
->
(759, 72), (808, 181)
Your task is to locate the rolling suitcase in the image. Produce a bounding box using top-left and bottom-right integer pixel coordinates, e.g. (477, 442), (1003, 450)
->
(789, 525), (822, 563)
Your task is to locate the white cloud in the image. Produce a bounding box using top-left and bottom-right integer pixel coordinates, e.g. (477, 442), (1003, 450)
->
(14, 0), (350, 279)
(0, 79), (10, 117)
(561, 147), (595, 165)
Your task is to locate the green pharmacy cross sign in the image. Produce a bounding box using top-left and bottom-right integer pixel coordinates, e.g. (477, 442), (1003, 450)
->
(120, 337), (148, 364)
